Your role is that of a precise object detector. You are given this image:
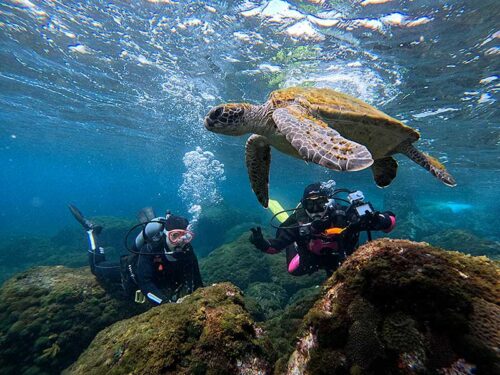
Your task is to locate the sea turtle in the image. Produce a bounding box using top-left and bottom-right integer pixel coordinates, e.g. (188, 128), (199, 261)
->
(204, 87), (456, 207)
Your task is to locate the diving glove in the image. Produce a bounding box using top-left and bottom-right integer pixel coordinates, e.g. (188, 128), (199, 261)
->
(249, 227), (271, 252)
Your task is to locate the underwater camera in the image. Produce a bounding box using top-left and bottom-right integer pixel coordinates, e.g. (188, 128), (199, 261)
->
(347, 190), (374, 219)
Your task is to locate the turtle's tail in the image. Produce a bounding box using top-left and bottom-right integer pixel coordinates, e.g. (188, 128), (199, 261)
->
(396, 142), (456, 187)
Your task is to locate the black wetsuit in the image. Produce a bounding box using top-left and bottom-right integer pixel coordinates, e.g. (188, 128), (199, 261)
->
(87, 222), (203, 305)
(263, 203), (396, 276)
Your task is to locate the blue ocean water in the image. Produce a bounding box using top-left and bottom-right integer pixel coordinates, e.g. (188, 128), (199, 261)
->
(0, 0), (498, 245)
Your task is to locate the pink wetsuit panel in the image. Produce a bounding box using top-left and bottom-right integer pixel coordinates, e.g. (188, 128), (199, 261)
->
(288, 254), (300, 273)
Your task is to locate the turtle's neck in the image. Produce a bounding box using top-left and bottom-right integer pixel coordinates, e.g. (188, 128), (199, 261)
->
(246, 102), (274, 136)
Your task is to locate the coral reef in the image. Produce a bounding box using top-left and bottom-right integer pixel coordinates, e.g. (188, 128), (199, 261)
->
(0, 216), (136, 285)
(423, 228), (500, 259)
(288, 239), (499, 375)
(191, 203), (260, 257)
(0, 233), (88, 285)
(199, 232), (325, 366)
(246, 282), (289, 319)
(4, 227), (498, 374)
(263, 286), (322, 372)
(0, 266), (144, 375)
(199, 232), (324, 310)
(65, 283), (271, 375)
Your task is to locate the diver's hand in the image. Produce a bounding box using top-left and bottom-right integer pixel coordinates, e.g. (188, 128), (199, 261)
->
(249, 227), (271, 252)
(360, 210), (379, 227)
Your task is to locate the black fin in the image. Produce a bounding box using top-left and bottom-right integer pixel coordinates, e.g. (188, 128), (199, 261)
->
(68, 204), (95, 230)
(68, 204), (87, 226)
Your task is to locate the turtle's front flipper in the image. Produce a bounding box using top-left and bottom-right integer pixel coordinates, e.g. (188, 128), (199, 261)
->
(396, 141), (456, 187)
(371, 157), (398, 187)
(272, 106), (373, 171)
(246, 134), (271, 208)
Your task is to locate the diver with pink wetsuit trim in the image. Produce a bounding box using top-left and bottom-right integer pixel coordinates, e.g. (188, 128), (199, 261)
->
(249, 182), (396, 277)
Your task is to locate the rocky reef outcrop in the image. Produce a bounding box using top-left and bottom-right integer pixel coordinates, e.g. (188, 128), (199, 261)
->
(65, 283), (271, 375)
(0, 266), (143, 375)
(2, 234), (498, 375)
(192, 203), (261, 257)
(287, 239), (499, 375)
(199, 233), (325, 319)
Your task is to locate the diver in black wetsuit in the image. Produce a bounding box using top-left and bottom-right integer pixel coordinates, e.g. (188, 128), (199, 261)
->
(69, 205), (203, 306)
(249, 182), (396, 277)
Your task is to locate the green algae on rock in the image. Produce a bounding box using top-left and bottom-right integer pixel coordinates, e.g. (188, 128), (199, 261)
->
(287, 239), (500, 375)
(65, 283), (271, 375)
(246, 282), (289, 319)
(191, 203), (260, 257)
(199, 232), (325, 327)
(200, 233), (324, 298)
(0, 266), (143, 375)
(263, 286), (322, 373)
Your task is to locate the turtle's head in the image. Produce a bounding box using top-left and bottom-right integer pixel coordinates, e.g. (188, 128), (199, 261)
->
(204, 103), (253, 136)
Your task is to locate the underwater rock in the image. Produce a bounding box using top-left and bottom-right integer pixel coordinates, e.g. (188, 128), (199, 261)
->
(0, 266), (143, 375)
(387, 212), (437, 241)
(200, 233), (324, 300)
(192, 203), (260, 257)
(200, 233), (273, 290)
(246, 282), (289, 320)
(288, 239), (499, 375)
(263, 286), (322, 373)
(65, 283), (271, 375)
(422, 228), (500, 259)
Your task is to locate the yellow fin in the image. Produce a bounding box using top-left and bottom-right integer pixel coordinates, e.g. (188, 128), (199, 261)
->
(268, 199), (289, 223)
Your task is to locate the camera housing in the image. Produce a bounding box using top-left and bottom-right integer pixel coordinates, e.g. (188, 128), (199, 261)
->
(347, 191), (374, 220)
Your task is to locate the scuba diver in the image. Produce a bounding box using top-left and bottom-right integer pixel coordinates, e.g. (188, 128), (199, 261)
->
(68, 205), (203, 306)
(249, 181), (396, 277)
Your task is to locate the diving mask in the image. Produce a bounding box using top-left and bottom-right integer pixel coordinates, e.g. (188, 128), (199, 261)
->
(303, 195), (329, 219)
(167, 229), (194, 248)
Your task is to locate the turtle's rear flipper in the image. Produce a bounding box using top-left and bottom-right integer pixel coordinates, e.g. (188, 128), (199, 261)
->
(273, 106), (373, 172)
(372, 157), (398, 187)
(396, 142), (456, 187)
(246, 134), (271, 208)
